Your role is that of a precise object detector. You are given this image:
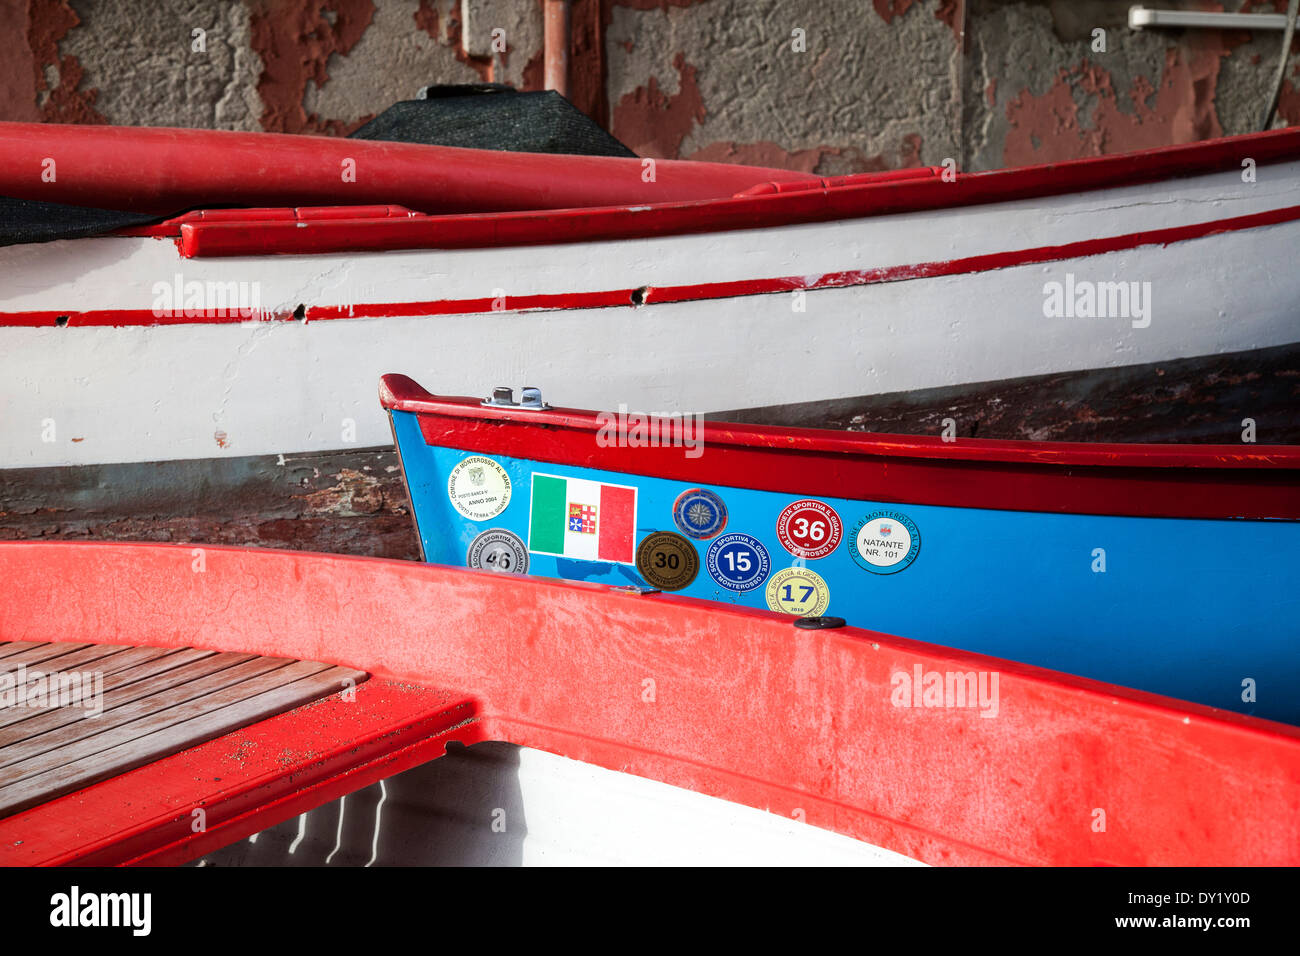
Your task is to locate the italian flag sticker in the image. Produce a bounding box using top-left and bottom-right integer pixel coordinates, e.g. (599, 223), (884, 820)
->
(529, 473), (637, 563)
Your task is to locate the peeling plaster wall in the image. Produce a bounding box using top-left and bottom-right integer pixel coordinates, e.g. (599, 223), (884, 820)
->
(1, 0), (1298, 171)
(606, 0), (961, 172)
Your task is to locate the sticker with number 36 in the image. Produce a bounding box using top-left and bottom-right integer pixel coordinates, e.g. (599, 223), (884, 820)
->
(776, 499), (843, 559)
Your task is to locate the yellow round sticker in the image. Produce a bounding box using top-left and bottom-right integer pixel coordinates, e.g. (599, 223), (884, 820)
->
(765, 567), (830, 616)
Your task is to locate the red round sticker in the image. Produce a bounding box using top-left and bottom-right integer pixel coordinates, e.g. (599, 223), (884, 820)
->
(775, 499), (843, 559)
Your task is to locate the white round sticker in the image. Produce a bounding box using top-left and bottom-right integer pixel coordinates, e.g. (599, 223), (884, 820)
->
(850, 511), (920, 574)
(447, 456), (511, 521)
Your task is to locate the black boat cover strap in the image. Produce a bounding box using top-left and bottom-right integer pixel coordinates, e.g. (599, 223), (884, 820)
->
(1, 87), (636, 247)
(0, 195), (160, 248)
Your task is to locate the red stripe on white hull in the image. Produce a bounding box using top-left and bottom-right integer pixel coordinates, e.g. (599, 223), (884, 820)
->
(3, 159), (1298, 468)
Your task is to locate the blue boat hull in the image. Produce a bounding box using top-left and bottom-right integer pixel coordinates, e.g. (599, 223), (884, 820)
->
(391, 409), (1300, 725)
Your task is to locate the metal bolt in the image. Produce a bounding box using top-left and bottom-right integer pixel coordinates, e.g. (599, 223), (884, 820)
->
(793, 616), (847, 630)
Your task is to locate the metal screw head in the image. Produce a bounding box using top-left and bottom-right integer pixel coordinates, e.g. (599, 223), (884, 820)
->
(486, 386), (514, 407)
(520, 386), (543, 408)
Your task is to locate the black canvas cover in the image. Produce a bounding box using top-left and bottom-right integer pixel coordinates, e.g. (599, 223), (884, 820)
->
(0, 195), (160, 248)
(349, 85), (636, 158)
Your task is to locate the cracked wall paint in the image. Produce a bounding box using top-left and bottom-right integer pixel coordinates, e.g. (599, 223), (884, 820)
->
(248, 0), (376, 134)
(606, 0), (960, 171)
(0, 0), (1297, 173)
(28, 0), (104, 123)
(61, 0), (263, 130)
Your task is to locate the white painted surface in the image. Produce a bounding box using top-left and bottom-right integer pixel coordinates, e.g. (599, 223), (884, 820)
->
(3, 159), (1299, 468)
(194, 742), (923, 867)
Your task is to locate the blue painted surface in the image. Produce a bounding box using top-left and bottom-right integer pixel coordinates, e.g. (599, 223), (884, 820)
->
(392, 410), (1300, 725)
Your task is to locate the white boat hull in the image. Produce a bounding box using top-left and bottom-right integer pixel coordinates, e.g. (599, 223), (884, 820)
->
(193, 742), (924, 867)
(3, 158), (1299, 469)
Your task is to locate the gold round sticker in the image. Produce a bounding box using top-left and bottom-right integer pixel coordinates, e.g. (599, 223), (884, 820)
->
(765, 567), (830, 616)
(635, 531), (699, 591)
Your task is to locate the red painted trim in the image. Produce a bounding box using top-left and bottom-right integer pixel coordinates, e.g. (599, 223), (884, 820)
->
(176, 187), (1300, 259)
(160, 125), (1300, 256)
(380, 375), (1300, 521)
(1, 542), (1297, 866)
(5, 202), (1297, 328)
(114, 204), (426, 238)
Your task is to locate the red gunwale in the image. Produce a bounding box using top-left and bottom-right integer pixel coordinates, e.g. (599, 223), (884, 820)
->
(5, 200), (1298, 328)
(160, 125), (1300, 256)
(1, 541), (1297, 867)
(380, 374), (1300, 521)
(1, 122), (1295, 257)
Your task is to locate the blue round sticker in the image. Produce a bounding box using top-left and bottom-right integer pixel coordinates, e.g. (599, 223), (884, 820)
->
(673, 488), (728, 540)
(706, 533), (771, 592)
(849, 511), (920, 574)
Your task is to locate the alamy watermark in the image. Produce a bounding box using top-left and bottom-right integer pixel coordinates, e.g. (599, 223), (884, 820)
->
(595, 404), (704, 459)
(1043, 273), (1151, 328)
(0, 665), (104, 717)
(152, 273), (262, 319)
(890, 664), (999, 718)
(50, 886), (151, 936)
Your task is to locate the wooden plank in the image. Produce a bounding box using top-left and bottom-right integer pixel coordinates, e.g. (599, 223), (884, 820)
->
(0, 642), (43, 661)
(0, 643), (92, 671)
(0, 646), (196, 731)
(8, 644), (163, 676)
(3, 656), (309, 772)
(0, 662), (366, 819)
(0, 650), (244, 747)
(0, 650), (274, 764)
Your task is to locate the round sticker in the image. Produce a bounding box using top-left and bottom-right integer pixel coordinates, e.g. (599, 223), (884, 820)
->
(849, 511), (920, 574)
(672, 488), (728, 540)
(766, 567), (831, 616)
(635, 531), (699, 591)
(447, 456), (511, 521)
(705, 533), (771, 592)
(775, 499), (843, 559)
(467, 528), (529, 574)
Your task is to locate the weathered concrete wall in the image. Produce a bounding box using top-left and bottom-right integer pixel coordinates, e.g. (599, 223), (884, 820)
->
(2, 0), (1296, 172)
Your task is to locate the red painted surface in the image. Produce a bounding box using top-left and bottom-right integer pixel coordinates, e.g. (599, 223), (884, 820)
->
(568, 0), (610, 128)
(0, 119), (1295, 232)
(544, 0), (572, 96)
(7, 199), (1296, 326)
(0, 120), (815, 215)
(611, 51), (705, 158)
(0, 678), (480, 866)
(0, 0), (39, 123)
(181, 183), (1300, 259)
(381, 374), (1300, 521)
(26, 0), (103, 124)
(0, 542), (1297, 866)
(247, 0), (377, 135)
(1003, 37), (1247, 168)
(164, 125), (1300, 256)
